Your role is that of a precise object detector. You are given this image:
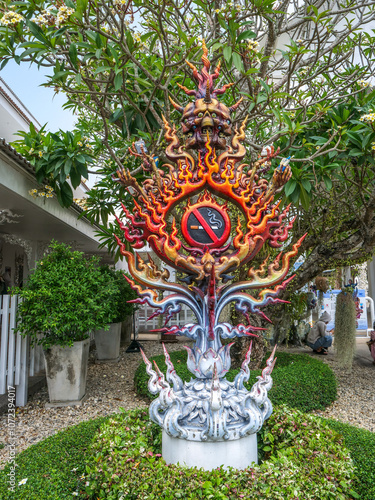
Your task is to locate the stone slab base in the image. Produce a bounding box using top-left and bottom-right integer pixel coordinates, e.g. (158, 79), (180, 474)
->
(45, 393), (87, 408)
(95, 356), (120, 364)
(162, 431), (258, 470)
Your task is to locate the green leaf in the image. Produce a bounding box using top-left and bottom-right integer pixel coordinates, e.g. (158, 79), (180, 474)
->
(114, 73), (123, 91)
(70, 167), (82, 188)
(75, 0), (88, 20)
(95, 33), (102, 49)
(301, 178), (312, 193)
(69, 43), (78, 69)
(223, 46), (232, 64)
(109, 108), (123, 123)
(299, 185), (311, 210)
(232, 52), (243, 72)
(323, 176), (332, 190)
(63, 158), (72, 176)
(284, 180), (297, 197)
(236, 30), (256, 43)
(26, 21), (51, 47)
(57, 182), (73, 208)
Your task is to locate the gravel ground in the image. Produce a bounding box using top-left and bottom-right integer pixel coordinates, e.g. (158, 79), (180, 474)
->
(310, 348), (375, 432)
(0, 339), (374, 469)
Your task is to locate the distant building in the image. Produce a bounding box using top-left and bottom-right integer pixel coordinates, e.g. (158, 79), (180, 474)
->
(0, 78), (112, 289)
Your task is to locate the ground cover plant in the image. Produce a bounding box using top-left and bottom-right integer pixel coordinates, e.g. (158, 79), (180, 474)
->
(82, 406), (357, 500)
(134, 350), (338, 412)
(1, 391), (374, 498)
(0, 416), (106, 500)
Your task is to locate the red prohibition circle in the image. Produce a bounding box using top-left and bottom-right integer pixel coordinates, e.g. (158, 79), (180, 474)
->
(181, 202), (231, 249)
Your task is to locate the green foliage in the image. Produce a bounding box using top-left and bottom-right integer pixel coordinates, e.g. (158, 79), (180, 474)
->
(13, 241), (118, 348)
(1, 409), (373, 500)
(334, 291), (357, 368)
(12, 124), (94, 208)
(279, 89), (375, 210)
(0, 416), (105, 500)
(82, 406), (356, 500)
(134, 351), (337, 412)
(324, 419), (375, 500)
(98, 267), (138, 323)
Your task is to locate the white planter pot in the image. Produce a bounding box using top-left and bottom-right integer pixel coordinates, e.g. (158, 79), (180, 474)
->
(94, 322), (121, 361)
(43, 338), (90, 406)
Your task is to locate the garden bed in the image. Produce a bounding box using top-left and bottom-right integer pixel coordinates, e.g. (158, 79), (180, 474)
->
(134, 350), (338, 412)
(1, 351), (374, 499)
(2, 405), (374, 499)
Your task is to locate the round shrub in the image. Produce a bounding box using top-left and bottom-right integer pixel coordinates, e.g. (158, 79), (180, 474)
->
(134, 351), (337, 412)
(82, 407), (356, 500)
(14, 241), (119, 348)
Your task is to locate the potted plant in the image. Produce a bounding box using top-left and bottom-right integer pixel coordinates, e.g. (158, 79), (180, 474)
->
(14, 241), (117, 406)
(94, 267), (137, 362)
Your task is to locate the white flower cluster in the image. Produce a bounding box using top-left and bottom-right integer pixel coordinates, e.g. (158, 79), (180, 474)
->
(0, 11), (24, 27)
(73, 197), (88, 209)
(29, 185), (54, 199)
(31, 13), (50, 27)
(298, 67), (309, 76)
(360, 113), (375, 123)
(358, 79), (370, 89)
(248, 40), (259, 51)
(101, 23), (120, 36)
(215, 2), (241, 13)
(56, 5), (74, 27)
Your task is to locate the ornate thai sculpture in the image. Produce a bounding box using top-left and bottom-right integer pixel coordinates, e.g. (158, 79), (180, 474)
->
(114, 42), (304, 452)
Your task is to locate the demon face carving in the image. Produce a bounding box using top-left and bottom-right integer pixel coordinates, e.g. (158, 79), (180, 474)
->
(181, 97), (232, 150)
(169, 41), (242, 151)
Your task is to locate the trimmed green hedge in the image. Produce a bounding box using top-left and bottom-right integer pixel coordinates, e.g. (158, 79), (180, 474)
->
(0, 417), (105, 500)
(134, 350), (338, 412)
(82, 406), (357, 500)
(323, 419), (375, 500)
(0, 409), (374, 499)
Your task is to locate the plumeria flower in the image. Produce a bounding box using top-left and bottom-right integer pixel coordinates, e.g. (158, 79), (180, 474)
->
(0, 11), (24, 26)
(360, 113), (375, 123)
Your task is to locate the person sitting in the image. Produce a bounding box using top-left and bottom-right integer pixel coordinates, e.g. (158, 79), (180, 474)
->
(306, 311), (333, 355)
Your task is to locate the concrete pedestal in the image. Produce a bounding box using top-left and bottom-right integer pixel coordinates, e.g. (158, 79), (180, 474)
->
(162, 431), (258, 470)
(95, 323), (121, 361)
(43, 339), (89, 405)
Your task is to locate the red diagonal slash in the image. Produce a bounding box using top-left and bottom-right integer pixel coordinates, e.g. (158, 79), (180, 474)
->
(192, 208), (219, 243)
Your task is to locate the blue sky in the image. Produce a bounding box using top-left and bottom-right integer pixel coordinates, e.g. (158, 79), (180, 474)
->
(1, 59), (77, 131)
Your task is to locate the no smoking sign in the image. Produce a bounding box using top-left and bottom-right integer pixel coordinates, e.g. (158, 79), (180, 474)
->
(181, 202), (231, 248)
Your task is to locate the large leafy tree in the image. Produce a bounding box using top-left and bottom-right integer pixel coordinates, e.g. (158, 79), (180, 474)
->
(1, 0), (375, 289)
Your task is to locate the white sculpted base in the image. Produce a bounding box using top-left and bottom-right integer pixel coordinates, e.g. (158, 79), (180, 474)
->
(162, 431), (258, 470)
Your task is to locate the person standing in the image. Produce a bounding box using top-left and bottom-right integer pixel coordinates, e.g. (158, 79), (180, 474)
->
(306, 311), (333, 355)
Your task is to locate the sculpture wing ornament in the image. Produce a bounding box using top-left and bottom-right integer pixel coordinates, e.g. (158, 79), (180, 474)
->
(115, 42), (305, 443)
